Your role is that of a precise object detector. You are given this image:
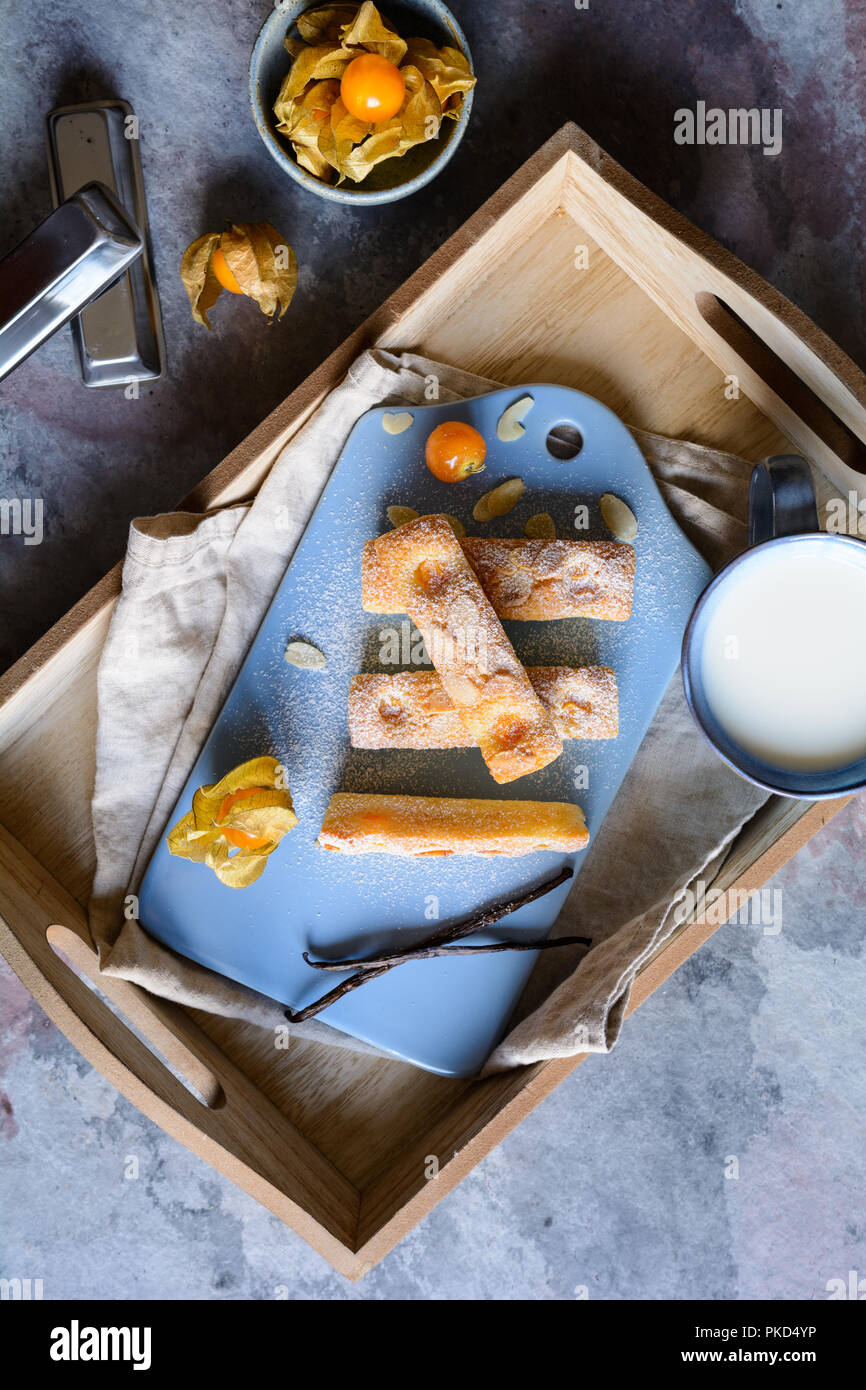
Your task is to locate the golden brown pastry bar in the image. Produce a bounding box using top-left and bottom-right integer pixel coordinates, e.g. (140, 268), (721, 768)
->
(363, 535), (635, 621)
(349, 666), (619, 749)
(361, 515), (562, 783)
(318, 792), (589, 856)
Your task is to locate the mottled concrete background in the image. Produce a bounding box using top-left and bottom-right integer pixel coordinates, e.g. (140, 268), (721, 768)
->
(1, 0), (865, 1298)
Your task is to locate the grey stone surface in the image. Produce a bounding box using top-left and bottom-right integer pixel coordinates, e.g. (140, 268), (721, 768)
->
(1, 0), (865, 1298)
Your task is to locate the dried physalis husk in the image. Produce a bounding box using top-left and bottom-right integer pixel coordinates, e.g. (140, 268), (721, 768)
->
(600, 492), (638, 542)
(285, 639), (327, 670)
(339, 1), (407, 64)
(525, 512), (556, 539)
(276, 79), (343, 180)
(337, 124), (403, 181)
(387, 505), (419, 527)
(179, 232), (222, 329)
(296, 4), (358, 45)
(442, 513), (466, 538)
(167, 755), (298, 889)
(275, 77), (339, 141)
(473, 477), (525, 522)
(180, 222), (298, 327)
(381, 411), (414, 434)
(496, 395), (534, 442)
(295, 142), (336, 180)
(317, 94), (372, 175)
(403, 37), (476, 118)
(398, 65), (442, 145)
(278, 41), (357, 104)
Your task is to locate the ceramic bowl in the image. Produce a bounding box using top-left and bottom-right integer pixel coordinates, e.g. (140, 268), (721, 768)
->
(249, 0), (474, 205)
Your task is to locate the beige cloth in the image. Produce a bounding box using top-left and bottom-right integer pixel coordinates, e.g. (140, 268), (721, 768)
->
(90, 349), (771, 1068)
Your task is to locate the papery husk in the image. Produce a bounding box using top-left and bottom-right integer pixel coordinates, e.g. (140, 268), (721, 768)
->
(280, 42), (357, 102)
(275, 78), (340, 140)
(317, 95), (373, 178)
(329, 94), (371, 143)
(179, 231), (223, 329)
(403, 36), (475, 116)
(338, 123), (404, 181)
(296, 4), (358, 44)
(399, 64), (441, 143)
(180, 223), (298, 325)
(295, 142), (335, 179)
(167, 756), (298, 889)
(339, 1), (407, 64)
(220, 222), (299, 321)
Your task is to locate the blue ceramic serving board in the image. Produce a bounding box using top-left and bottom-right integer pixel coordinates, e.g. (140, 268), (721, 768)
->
(137, 385), (711, 1077)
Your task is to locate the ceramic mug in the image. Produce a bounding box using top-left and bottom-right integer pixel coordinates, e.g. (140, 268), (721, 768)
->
(682, 455), (866, 798)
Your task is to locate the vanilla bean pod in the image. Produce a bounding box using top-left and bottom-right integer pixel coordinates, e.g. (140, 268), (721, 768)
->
(284, 960), (394, 1023)
(307, 865), (573, 967)
(304, 932), (592, 971)
(286, 865), (574, 1024)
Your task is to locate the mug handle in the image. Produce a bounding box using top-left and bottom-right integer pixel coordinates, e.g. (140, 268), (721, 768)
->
(748, 455), (819, 546)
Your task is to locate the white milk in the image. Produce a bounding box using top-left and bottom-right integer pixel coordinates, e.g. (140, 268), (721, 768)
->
(699, 543), (866, 772)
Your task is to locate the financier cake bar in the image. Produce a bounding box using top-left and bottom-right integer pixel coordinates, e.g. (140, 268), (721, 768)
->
(318, 793), (590, 857)
(363, 533), (635, 621)
(361, 514), (563, 783)
(349, 666), (619, 749)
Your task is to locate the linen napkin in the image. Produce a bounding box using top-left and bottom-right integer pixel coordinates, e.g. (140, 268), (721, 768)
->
(90, 348), (772, 1067)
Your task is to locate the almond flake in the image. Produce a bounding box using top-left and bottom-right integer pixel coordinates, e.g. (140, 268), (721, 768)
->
(496, 395), (534, 442)
(285, 640), (327, 670)
(386, 505), (419, 528)
(473, 477), (525, 522)
(600, 493), (638, 542)
(525, 512), (556, 539)
(382, 412), (415, 435)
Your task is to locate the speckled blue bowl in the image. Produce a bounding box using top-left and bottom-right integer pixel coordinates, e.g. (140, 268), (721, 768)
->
(249, 1), (474, 205)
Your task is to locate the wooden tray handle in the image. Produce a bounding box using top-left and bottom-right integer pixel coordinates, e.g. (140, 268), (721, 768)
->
(564, 134), (866, 494)
(0, 822), (360, 1253)
(694, 289), (866, 484)
(45, 922), (227, 1109)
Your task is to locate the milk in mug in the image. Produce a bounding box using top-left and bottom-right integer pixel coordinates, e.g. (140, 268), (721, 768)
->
(699, 544), (866, 773)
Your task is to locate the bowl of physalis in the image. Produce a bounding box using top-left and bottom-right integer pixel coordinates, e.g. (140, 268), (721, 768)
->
(250, 1), (475, 204)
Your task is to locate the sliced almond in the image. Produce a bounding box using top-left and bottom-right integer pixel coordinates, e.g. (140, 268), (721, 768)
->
(600, 492), (638, 542)
(382, 411), (415, 435)
(285, 640), (327, 670)
(386, 505), (419, 528)
(442, 513), (466, 538)
(496, 395), (534, 442)
(473, 477), (525, 522)
(524, 511), (556, 539)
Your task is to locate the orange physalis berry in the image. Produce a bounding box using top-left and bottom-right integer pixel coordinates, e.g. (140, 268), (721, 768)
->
(340, 54), (406, 123)
(424, 421), (487, 483)
(217, 786), (269, 822)
(211, 247), (243, 294)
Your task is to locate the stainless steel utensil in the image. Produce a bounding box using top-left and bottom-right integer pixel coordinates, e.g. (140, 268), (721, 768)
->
(46, 100), (165, 388)
(0, 182), (143, 384)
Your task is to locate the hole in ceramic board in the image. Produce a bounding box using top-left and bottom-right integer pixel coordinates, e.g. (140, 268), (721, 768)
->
(546, 424), (583, 461)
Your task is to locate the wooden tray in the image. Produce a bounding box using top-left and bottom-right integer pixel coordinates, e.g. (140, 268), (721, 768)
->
(1, 124), (863, 1280)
